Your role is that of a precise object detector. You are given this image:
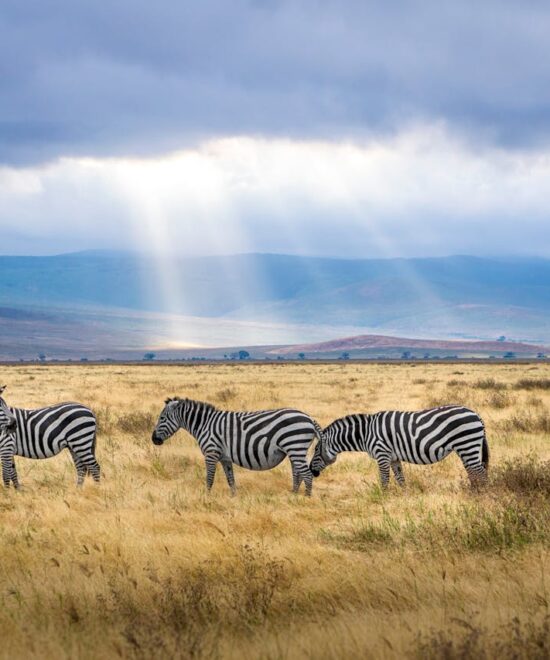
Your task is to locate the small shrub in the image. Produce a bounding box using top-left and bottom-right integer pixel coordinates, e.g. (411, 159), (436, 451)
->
(514, 378), (550, 390)
(95, 406), (115, 435)
(492, 455), (550, 497)
(415, 615), (550, 660)
(117, 411), (156, 435)
(499, 410), (550, 434)
(485, 391), (515, 409)
(473, 378), (507, 391)
(214, 388), (237, 404)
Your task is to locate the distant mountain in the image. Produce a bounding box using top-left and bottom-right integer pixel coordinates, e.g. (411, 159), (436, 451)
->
(0, 251), (548, 358)
(269, 334), (548, 359)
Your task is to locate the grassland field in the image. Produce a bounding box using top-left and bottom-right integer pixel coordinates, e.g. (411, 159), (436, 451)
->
(0, 362), (549, 659)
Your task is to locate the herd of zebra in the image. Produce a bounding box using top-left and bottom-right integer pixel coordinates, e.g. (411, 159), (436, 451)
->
(0, 385), (489, 493)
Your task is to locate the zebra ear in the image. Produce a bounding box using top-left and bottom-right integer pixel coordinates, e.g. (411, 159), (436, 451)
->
(0, 385), (6, 395)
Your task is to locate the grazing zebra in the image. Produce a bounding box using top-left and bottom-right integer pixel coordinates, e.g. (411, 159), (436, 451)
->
(0, 386), (100, 488)
(310, 405), (489, 488)
(151, 397), (323, 495)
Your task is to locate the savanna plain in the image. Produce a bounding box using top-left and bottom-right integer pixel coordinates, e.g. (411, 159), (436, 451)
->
(0, 362), (549, 660)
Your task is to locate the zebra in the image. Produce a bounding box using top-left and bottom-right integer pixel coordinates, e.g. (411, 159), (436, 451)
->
(151, 397), (323, 495)
(0, 385), (100, 488)
(309, 405), (489, 488)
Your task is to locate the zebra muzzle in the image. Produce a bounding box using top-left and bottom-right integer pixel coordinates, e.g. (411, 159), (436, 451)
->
(151, 432), (164, 446)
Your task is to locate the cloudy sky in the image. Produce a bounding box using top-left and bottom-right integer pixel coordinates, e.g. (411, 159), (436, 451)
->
(1, 0), (550, 258)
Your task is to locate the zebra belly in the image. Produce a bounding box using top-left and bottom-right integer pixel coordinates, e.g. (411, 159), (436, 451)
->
(15, 433), (67, 459)
(228, 436), (286, 471)
(392, 447), (452, 464)
(392, 439), (453, 464)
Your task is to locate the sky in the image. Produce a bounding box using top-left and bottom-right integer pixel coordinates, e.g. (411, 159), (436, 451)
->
(1, 0), (550, 259)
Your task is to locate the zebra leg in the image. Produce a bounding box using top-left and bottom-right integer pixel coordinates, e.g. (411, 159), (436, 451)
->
(221, 460), (236, 496)
(77, 446), (101, 483)
(10, 459), (19, 489)
(391, 460), (405, 487)
(1, 455), (17, 488)
(204, 454), (219, 492)
(377, 456), (391, 489)
(455, 446), (488, 488)
(68, 431), (100, 486)
(291, 462), (301, 492)
(68, 448), (87, 487)
(85, 458), (101, 483)
(288, 456), (313, 496)
(1, 456), (10, 488)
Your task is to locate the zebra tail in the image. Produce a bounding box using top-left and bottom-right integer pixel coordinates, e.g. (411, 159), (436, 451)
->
(311, 419), (325, 442)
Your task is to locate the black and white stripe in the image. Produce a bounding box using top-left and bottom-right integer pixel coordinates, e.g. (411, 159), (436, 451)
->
(0, 387), (100, 488)
(152, 397), (322, 495)
(310, 405), (489, 488)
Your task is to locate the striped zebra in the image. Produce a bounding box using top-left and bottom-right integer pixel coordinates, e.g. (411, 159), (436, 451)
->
(151, 397), (323, 495)
(310, 405), (489, 488)
(0, 386), (100, 488)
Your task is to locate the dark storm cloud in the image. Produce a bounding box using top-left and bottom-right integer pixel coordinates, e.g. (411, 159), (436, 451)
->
(1, 0), (550, 164)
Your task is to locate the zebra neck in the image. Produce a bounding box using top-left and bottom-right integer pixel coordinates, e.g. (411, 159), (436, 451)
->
(331, 415), (368, 454)
(179, 402), (214, 439)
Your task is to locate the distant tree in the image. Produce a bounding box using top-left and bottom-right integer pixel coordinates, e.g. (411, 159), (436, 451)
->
(401, 351), (411, 360)
(143, 352), (156, 361)
(238, 350), (250, 360)
(223, 354), (228, 360)
(503, 351), (516, 359)
(80, 357), (89, 362)
(423, 353), (430, 359)
(298, 352), (306, 360)
(38, 353), (46, 362)
(340, 352), (350, 360)
(497, 336), (506, 342)
(537, 352), (547, 359)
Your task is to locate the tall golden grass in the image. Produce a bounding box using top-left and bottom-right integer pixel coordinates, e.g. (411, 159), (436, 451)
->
(0, 362), (548, 659)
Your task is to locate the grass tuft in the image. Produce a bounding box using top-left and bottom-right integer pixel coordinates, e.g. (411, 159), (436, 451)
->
(415, 615), (550, 660)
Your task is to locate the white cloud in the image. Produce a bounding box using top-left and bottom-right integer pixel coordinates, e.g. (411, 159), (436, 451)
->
(1, 125), (549, 257)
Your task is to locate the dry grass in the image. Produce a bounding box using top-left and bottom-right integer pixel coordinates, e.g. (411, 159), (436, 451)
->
(0, 362), (549, 659)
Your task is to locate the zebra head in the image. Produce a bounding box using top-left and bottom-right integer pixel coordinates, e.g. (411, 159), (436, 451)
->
(152, 397), (184, 445)
(0, 386), (17, 433)
(309, 434), (337, 477)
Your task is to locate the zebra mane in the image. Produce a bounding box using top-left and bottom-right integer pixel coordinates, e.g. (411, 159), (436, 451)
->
(164, 397), (217, 413)
(325, 413), (369, 429)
